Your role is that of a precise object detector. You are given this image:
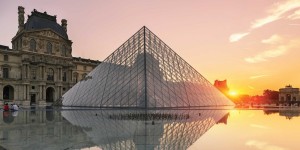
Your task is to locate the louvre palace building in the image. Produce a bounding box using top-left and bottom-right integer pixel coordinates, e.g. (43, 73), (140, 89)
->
(0, 6), (100, 106)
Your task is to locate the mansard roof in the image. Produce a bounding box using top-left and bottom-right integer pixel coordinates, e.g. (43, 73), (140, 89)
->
(24, 9), (68, 39)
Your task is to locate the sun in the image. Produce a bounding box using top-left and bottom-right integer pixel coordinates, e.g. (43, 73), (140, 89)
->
(228, 90), (238, 97)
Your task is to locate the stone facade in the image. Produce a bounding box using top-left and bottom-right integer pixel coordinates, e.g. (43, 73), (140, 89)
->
(0, 7), (100, 106)
(279, 85), (300, 106)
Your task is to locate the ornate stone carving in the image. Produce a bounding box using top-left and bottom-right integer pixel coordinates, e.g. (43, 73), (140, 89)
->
(38, 31), (59, 39)
(22, 37), (29, 46)
(18, 6), (25, 32)
(38, 39), (45, 49)
(55, 43), (59, 52)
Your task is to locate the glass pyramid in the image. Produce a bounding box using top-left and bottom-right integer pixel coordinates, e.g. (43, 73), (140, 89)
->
(62, 26), (234, 108)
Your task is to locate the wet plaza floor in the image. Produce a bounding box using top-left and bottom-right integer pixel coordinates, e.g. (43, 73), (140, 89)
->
(1, 108), (300, 150)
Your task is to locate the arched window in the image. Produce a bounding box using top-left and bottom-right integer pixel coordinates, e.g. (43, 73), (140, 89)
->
(30, 39), (36, 51)
(61, 45), (67, 57)
(47, 68), (54, 81)
(47, 42), (52, 54)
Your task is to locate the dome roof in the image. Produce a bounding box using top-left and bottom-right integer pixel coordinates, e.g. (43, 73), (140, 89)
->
(24, 10), (68, 39)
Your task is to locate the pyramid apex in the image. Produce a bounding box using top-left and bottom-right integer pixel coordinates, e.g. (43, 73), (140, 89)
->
(141, 26), (150, 31)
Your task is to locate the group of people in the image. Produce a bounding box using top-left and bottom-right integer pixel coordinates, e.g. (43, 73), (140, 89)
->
(3, 103), (19, 111)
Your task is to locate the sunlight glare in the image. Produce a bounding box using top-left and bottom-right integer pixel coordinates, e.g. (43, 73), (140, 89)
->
(229, 90), (238, 97)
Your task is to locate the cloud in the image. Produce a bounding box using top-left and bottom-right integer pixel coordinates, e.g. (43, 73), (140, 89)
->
(250, 75), (269, 79)
(246, 140), (289, 150)
(261, 35), (283, 44)
(288, 9), (300, 19)
(251, 15), (281, 29)
(229, 32), (249, 42)
(245, 37), (300, 63)
(250, 124), (269, 129)
(252, 0), (300, 28)
(230, 0), (300, 42)
(245, 46), (287, 63)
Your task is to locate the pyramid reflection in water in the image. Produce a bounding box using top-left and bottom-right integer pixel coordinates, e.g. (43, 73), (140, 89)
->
(62, 109), (229, 150)
(62, 27), (234, 108)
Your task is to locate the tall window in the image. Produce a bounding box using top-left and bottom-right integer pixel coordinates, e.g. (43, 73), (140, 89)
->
(3, 68), (9, 78)
(30, 39), (36, 51)
(83, 66), (87, 71)
(73, 72), (78, 82)
(47, 42), (52, 54)
(63, 72), (67, 82)
(31, 69), (36, 80)
(47, 68), (54, 81)
(4, 55), (8, 61)
(61, 45), (67, 57)
(19, 39), (22, 49)
(16, 41), (18, 50)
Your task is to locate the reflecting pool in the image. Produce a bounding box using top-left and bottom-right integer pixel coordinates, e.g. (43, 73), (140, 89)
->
(1, 108), (300, 150)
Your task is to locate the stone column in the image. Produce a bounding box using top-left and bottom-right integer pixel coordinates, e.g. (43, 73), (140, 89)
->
(42, 66), (45, 80)
(38, 85), (47, 106)
(39, 85), (42, 101)
(38, 66), (42, 80)
(23, 84), (26, 100)
(26, 64), (29, 79)
(22, 64), (26, 79)
(58, 86), (62, 98)
(0, 84), (3, 106)
(22, 84), (31, 106)
(42, 85), (46, 100)
(57, 67), (62, 81)
(26, 85), (30, 102)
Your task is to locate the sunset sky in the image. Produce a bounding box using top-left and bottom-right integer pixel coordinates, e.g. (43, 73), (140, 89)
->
(1, 0), (300, 95)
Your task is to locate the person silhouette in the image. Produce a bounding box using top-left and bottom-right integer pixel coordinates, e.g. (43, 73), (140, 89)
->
(3, 103), (9, 111)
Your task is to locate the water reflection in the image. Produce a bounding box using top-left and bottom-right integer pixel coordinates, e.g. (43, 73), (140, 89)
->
(0, 108), (229, 150)
(264, 109), (300, 120)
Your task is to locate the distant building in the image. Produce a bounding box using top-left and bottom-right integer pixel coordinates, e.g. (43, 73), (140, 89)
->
(214, 80), (229, 95)
(279, 85), (300, 106)
(0, 7), (100, 106)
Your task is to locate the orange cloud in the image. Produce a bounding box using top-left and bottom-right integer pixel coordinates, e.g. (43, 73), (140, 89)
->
(288, 9), (300, 20)
(230, 0), (300, 42)
(229, 32), (250, 42)
(261, 34), (283, 44)
(244, 46), (287, 63)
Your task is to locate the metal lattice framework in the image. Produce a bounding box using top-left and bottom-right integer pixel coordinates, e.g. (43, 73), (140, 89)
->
(62, 26), (234, 108)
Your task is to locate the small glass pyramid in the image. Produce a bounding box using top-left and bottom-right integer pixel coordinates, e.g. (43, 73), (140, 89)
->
(62, 26), (234, 108)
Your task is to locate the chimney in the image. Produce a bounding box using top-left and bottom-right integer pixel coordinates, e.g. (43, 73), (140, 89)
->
(61, 19), (67, 32)
(18, 6), (25, 32)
